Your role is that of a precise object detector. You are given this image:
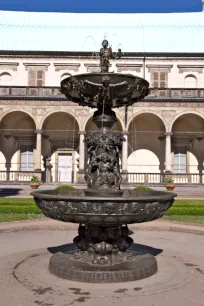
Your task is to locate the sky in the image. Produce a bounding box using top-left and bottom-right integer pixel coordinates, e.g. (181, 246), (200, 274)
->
(0, 0), (202, 13)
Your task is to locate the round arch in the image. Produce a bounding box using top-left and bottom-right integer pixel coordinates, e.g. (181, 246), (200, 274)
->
(169, 111), (204, 131)
(127, 110), (168, 132)
(0, 109), (38, 129)
(40, 110), (80, 130)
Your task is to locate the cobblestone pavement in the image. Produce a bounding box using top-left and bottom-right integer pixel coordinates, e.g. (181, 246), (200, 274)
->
(0, 229), (204, 306)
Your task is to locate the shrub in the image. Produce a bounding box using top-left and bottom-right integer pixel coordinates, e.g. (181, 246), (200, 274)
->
(133, 186), (152, 191)
(56, 185), (75, 191)
(164, 177), (174, 184)
(30, 176), (39, 183)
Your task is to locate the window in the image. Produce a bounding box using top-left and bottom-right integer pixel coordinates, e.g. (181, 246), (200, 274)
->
(28, 69), (45, 86)
(173, 148), (187, 174)
(0, 72), (12, 84)
(184, 74), (197, 88)
(20, 145), (34, 171)
(151, 71), (168, 88)
(60, 73), (71, 82)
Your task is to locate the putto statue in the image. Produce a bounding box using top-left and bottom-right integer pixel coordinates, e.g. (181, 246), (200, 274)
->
(100, 39), (122, 72)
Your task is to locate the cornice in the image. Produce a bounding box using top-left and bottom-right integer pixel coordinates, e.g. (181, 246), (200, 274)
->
(177, 65), (204, 74)
(146, 64), (173, 72)
(54, 63), (81, 72)
(116, 63), (143, 72)
(23, 63), (50, 71)
(0, 62), (19, 71)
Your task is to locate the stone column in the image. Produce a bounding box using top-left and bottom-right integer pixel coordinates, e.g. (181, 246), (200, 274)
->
(77, 131), (86, 183)
(5, 160), (11, 181)
(165, 132), (172, 172)
(35, 129), (43, 171)
(79, 131), (85, 171)
(122, 131), (129, 183)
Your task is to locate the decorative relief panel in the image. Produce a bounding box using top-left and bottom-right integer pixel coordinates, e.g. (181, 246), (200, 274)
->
(53, 88), (63, 96)
(41, 88), (53, 96)
(12, 88), (27, 95)
(76, 109), (90, 117)
(171, 90), (182, 97)
(182, 90), (199, 97)
(0, 87), (9, 95)
(32, 108), (47, 116)
(161, 110), (176, 123)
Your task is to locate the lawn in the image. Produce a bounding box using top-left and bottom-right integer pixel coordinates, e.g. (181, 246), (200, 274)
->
(0, 198), (204, 224)
(0, 198), (44, 222)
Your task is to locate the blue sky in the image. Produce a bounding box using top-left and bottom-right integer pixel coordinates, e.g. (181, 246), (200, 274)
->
(0, 0), (202, 13)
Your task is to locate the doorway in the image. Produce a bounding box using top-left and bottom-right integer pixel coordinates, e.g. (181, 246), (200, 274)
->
(58, 153), (72, 182)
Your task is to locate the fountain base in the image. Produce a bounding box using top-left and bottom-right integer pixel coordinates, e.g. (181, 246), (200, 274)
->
(49, 247), (157, 283)
(49, 224), (157, 283)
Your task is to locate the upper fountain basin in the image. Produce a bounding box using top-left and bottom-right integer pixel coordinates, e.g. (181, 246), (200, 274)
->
(32, 189), (176, 226)
(60, 73), (149, 109)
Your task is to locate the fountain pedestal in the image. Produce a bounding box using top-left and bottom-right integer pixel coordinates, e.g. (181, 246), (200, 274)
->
(49, 225), (157, 283)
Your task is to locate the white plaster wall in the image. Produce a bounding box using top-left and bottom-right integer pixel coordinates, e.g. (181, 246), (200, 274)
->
(1, 57), (204, 88)
(1, 57), (204, 87)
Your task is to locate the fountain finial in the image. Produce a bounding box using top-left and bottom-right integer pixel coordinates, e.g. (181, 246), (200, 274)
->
(100, 39), (122, 72)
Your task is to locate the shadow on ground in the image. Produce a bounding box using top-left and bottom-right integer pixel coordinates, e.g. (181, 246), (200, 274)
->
(0, 188), (23, 197)
(48, 243), (163, 256)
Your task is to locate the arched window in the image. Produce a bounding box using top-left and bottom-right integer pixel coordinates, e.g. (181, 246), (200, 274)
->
(60, 73), (72, 82)
(184, 74), (197, 88)
(0, 72), (12, 84)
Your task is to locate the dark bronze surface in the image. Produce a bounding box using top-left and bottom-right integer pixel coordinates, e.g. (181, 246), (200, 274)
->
(49, 243), (157, 283)
(32, 40), (177, 283)
(60, 73), (149, 108)
(32, 189), (175, 225)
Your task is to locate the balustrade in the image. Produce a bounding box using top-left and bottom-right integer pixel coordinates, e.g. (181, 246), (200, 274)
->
(0, 86), (204, 100)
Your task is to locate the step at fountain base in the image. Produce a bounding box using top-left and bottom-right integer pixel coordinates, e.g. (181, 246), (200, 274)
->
(49, 245), (157, 283)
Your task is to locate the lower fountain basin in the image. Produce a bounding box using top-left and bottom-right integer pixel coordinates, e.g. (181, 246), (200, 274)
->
(32, 189), (176, 226)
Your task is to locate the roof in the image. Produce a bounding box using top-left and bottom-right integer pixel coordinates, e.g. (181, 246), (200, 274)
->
(0, 10), (204, 53)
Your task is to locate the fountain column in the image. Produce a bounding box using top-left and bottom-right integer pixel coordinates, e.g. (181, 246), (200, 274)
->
(165, 132), (172, 172)
(35, 129), (42, 171)
(122, 131), (129, 183)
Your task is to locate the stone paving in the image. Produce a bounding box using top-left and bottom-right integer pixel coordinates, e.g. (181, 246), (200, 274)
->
(0, 223), (204, 306)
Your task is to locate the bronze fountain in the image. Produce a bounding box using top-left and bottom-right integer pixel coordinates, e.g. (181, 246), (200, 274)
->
(32, 40), (176, 283)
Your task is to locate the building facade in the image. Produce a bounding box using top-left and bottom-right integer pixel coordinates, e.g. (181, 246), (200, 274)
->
(0, 5), (204, 184)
